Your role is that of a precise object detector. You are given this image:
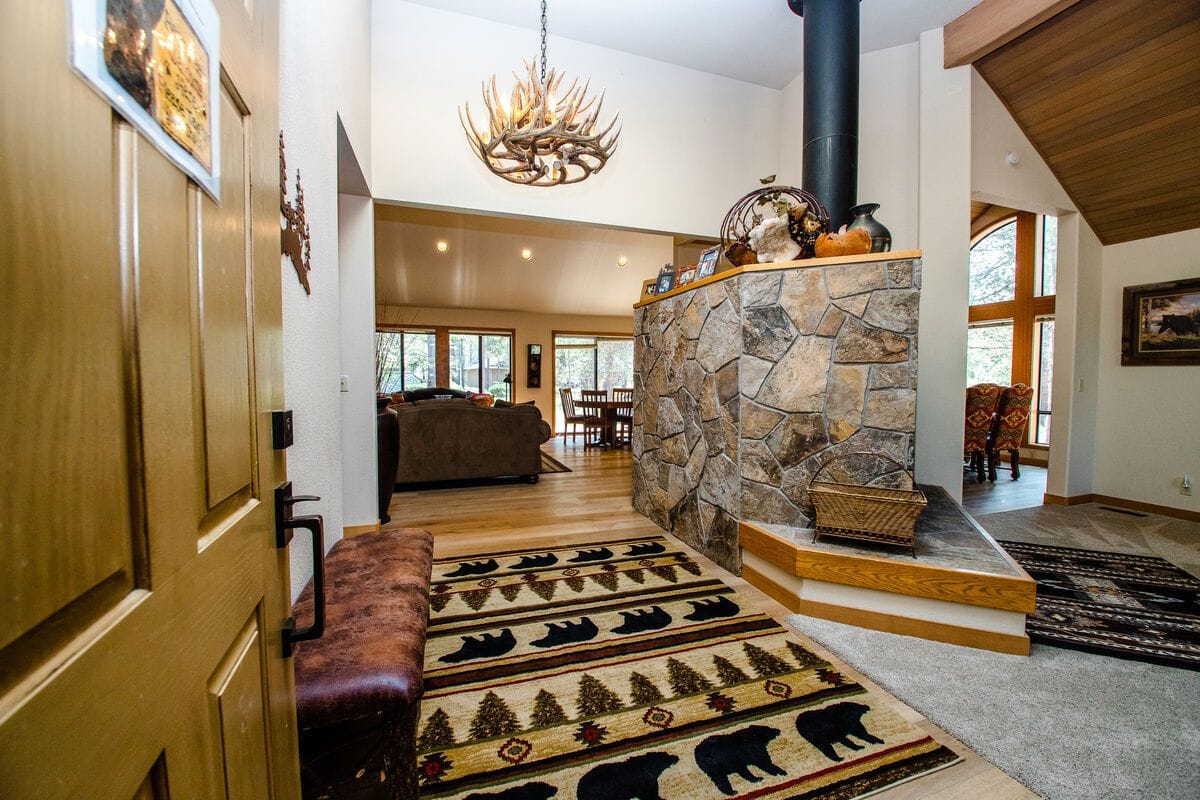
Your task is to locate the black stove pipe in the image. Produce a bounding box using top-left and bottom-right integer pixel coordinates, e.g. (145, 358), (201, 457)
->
(788, 0), (859, 230)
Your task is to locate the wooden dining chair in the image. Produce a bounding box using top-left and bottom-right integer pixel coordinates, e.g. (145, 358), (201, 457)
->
(580, 389), (608, 448)
(559, 387), (588, 443)
(612, 387), (634, 446)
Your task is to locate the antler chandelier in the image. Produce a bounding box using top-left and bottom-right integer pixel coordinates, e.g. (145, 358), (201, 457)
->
(458, 0), (620, 187)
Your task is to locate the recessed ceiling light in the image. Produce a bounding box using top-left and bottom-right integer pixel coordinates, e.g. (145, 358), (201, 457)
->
(617, 255), (628, 267)
(521, 248), (533, 261)
(436, 241), (448, 253)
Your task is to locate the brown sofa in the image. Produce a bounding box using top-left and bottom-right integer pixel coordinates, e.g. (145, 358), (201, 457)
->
(392, 399), (551, 485)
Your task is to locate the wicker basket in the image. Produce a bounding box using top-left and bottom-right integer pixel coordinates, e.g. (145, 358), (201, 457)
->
(809, 453), (927, 550)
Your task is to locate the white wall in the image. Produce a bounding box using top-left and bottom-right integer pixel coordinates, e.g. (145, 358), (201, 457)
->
(775, 43), (920, 250)
(376, 304), (633, 425)
(280, 0), (373, 599)
(370, 1), (779, 238)
(1093, 229), (1200, 513)
(914, 29), (973, 499)
(339, 194), (379, 528)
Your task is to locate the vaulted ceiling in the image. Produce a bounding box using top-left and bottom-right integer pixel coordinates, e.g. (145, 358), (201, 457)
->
(955, 0), (1200, 245)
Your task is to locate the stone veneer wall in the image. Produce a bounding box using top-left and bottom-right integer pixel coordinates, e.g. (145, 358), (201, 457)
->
(632, 257), (921, 573)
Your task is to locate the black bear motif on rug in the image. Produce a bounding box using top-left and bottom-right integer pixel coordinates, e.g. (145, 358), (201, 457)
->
(568, 547), (614, 563)
(684, 596), (740, 621)
(576, 751), (678, 800)
(464, 782), (558, 800)
(694, 724), (787, 795)
(445, 558), (500, 577)
(530, 618), (599, 648)
(611, 606), (672, 635)
(439, 629), (517, 663)
(795, 702), (884, 762)
(509, 553), (559, 569)
(625, 542), (666, 557)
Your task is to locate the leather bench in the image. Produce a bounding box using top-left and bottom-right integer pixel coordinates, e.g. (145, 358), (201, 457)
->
(292, 528), (434, 799)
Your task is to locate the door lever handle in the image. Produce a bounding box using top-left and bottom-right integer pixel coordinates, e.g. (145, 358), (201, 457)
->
(274, 482), (328, 657)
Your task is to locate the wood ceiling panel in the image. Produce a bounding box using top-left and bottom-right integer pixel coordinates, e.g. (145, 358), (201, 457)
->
(975, 0), (1200, 245)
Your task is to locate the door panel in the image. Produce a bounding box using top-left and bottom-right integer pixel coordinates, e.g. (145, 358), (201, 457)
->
(0, 1), (136, 655)
(0, 0), (297, 797)
(200, 89), (255, 511)
(210, 614), (273, 800)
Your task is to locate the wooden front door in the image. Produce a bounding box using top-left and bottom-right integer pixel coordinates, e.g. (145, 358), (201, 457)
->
(0, 1), (300, 797)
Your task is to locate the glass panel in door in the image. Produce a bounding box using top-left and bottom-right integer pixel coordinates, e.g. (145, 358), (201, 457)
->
(449, 333), (481, 393)
(483, 334), (512, 400)
(597, 338), (634, 392)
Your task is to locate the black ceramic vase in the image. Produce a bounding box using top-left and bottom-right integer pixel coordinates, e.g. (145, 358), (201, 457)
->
(376, 397), (399, 524)
(847, 203), (892, 253)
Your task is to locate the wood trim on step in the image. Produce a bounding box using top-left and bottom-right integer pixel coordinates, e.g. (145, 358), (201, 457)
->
(739, 522), (1037, 613)
(1043, 493), (1200, 522)
(742, 564), (1031, 656)
(344, 522), (381, 537)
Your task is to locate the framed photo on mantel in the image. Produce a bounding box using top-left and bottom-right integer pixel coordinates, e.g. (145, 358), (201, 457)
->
(1121, 277), (1200, 366)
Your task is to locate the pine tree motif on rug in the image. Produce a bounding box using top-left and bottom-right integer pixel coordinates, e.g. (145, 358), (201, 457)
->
(588, 572), (620, 592)
(629, 672), (665, 705)
(744, 643), (793, 677)
(712, 655), (751, 685)
(499, 583), (523, 602)
(461, 588), (492, 611)
(469, 691), (520, 740)
(666, 657), (714, 694)
(531, 689), (568, 727)
(787, 640), (827, 669)
(417, 708), (456, 751)
(577, 674), (623, 717)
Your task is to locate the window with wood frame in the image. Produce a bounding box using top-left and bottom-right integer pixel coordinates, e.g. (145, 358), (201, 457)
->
(966, 211), (1057, 446)
(376, 325), (514, 400)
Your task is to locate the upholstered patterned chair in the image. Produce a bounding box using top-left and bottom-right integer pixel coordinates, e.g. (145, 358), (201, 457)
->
(964, 383), (1004, 483)
(988, 383), (1035, 481)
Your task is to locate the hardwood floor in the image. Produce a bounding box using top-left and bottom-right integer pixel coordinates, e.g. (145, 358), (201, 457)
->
(385, 437), (1035, 799)
(962, 464), (1048, 515)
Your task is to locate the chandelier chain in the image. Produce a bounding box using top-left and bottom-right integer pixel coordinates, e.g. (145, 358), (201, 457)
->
(539, 0), (548, 86)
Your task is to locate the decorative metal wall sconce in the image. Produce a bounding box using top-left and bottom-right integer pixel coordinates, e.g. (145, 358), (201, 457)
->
(280, 132), (312, 294)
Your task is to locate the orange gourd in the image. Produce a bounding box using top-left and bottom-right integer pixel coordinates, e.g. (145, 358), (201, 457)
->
(814, 225), (872, 258)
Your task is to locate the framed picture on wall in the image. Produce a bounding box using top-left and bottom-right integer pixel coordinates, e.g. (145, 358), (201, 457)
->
(1121, 277), (1200, 365)
(696, 245), (721, 279)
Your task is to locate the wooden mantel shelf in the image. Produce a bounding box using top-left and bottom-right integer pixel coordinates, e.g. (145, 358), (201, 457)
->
(633, 249), (923, 309)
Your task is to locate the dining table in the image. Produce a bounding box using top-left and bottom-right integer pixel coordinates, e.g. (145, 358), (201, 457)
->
(575, 395), (634, 448)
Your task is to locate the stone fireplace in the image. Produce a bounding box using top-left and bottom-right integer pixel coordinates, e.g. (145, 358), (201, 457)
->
(631, 252), (922, 572)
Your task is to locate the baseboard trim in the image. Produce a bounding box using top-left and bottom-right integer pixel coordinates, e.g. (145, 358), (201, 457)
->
(1043, 493), (1199, 522)
(742, 564), (1031, 656)
(344, 522), (381, 537)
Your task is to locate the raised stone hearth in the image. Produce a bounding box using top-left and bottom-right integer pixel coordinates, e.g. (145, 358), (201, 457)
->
(632, 253), (922, 572)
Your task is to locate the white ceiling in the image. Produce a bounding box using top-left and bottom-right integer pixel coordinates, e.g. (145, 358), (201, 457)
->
(375, 205), (674, 316)
(401, 0), (982, 89)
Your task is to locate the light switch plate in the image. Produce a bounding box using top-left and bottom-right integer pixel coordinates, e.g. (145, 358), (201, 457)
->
(339, 375), (349, 393)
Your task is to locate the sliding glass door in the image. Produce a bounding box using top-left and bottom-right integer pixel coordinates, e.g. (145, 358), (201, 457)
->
(450, 331), (513, 400)
(553, 334), (634, 432)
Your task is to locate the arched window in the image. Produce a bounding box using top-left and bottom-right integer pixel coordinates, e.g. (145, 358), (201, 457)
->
(966, 212), (1057, 445)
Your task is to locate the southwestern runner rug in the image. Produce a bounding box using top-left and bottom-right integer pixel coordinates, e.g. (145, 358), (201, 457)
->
(418, 535), (961, 799)
(1000, 540), (1200, 670)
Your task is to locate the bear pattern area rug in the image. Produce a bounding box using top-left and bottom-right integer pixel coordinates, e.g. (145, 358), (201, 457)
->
(999, 540), (1200, 670)
(418, 535), (961, 799)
